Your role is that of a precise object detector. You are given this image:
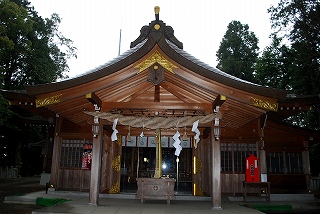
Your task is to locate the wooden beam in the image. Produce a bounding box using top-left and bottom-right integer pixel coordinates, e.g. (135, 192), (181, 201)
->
(160, 82), (192, 103)
(121, 83), (153, 102)
(212, 95), (226, 110)
(101, 101), (212, 112)
(86, 92), (102, 108)
(154, 85), (160, 102)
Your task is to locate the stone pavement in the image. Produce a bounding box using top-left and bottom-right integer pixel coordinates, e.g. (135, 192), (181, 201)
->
(4, 190), (320, 214)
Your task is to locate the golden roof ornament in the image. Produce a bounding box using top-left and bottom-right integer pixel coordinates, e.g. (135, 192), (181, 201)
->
(154, 6), (160, 21)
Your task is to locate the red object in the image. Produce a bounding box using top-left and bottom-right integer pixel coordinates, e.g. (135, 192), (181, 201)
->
(245, 154), (260, 182)
(82, 144), (93, 170)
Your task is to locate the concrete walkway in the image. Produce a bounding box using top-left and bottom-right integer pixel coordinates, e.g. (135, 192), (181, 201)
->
(4, 190), (320, 214)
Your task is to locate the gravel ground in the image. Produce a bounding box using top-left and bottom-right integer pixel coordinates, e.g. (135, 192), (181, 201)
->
(0, 176), (45, 214)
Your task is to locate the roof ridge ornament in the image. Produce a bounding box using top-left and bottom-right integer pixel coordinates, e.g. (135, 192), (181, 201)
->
(155, 6), (160, 21)
(130, 7), (183, 49)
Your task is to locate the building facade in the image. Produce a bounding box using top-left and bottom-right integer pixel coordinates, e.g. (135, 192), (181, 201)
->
(2, 8), (320, 209)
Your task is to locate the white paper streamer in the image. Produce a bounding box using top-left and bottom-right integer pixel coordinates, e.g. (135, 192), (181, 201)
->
(140, 131), (144, 137)
(192, 120), (200, 148)
(111, 118), (119, 141)
(173, 130), (180, 141)
(174, 145), (182, 156)
(172, 130), (182, 156)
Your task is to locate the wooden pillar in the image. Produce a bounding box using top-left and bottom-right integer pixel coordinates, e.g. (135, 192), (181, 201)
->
(259, 130), (267, 174)
(259, 116), (267, 180)
(302, 141), (311, 174)
(211, 122), (222, 210)
(100, 134), (122, 193)
(154, 128), (162, 178)
(192, 138), (203, 196)
(89, 124), (103, 205)
(210, 96), (224, 210)
(302, 141), (311, 191)
(42, 127), (49, 172)
(50, 114), (62, 188)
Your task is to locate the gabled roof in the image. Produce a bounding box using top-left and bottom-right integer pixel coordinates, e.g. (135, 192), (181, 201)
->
(20, 11), (292, 130)
(25, 18), (286, 99)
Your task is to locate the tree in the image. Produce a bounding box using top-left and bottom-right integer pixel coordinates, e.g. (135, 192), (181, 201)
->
(256, 0), (320, 130)
(256, 0), (320, 175)
(255, 35), (293, 90)
(268, 0), (320, 96)
(216, 20), (259, 82)
(0, 93), (11, 126)
(0, 0), (77, 90)
(0, 0), (77, 174)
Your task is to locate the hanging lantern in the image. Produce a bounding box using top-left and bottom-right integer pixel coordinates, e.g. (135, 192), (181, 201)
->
(214, 117), (220, 140)
(214, 126), (220, 140)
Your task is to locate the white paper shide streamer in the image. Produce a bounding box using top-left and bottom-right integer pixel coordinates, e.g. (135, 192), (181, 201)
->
(192, 120), (200, 148)
(111, 118), (119, 141)
(140, 125), (145, 138)
(172, 130), (182, 156)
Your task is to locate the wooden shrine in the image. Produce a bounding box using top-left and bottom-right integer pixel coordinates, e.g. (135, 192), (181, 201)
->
(1, 6), (320, 210)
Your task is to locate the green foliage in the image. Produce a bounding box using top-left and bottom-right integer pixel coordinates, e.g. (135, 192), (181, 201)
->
(255, 35), (293, 90)
(216, 20), (259, 83)
(0, 93), (12, 126)
(0, 0), (76, 172)
(256, 0), (320, 130)
(0, 0), (77, 90)
(260, 0), (320, 96)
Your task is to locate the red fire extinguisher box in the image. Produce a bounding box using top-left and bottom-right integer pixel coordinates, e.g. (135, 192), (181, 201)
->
(245, 154), (260, 182)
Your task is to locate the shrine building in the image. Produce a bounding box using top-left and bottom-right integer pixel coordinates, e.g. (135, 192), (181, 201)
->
(2, 6), (320, 209)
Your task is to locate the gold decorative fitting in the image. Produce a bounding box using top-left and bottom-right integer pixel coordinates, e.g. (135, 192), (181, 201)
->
(154, 6), (160, 14)
(115, 134), (122, 147)
(193, 156), (202, 174)
(154, 24), (160, 30)
(220, 95), (227, 100)
(108, 181), (120, 194)
(134, 50), (178, 74)
(112, 155), (121, 172)
(251, 97), (278, 112)
(193, 183), (204, 196)
(36, 94), (62, 108)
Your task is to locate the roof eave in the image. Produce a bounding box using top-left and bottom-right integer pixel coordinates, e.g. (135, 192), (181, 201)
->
(156, 37), (288, 100)
(25, 39), (155, 96)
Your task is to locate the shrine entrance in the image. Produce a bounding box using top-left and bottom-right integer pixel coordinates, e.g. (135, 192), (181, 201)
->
(120, 136), (192, 194)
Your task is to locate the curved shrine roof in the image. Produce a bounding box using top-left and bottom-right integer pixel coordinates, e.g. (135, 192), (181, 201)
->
(19, 9), (298, 129)
(25, 17), (287, 100)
